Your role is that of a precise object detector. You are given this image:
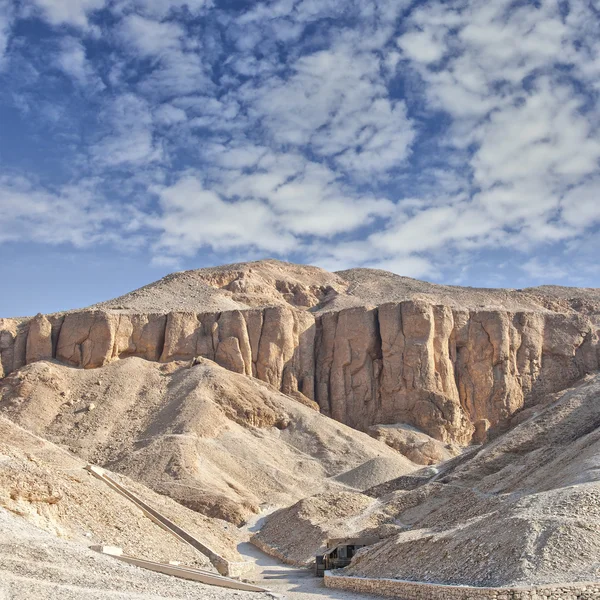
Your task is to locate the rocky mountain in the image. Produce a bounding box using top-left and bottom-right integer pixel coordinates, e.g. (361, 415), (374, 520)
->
(2, 260), (599, 447)
(1, 259), (600, 596)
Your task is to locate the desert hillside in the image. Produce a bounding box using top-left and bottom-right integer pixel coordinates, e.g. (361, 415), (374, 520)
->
(89, 259), (600, 315)
(0, 415), (241, 567)
(2, 260), (599, 447)
(256, 373), (600, 587)
(0, 506), (269, 600)
(0, 356), (416, 525)
(0, 415), (275, 599)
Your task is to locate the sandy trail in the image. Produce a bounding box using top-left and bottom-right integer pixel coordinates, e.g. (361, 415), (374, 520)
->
(237, 542), (380, 600)
(237, 513), (380, 600)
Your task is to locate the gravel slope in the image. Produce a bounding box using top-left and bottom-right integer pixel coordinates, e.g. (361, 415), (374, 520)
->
(343, 375), (600, 586)
(0, 508), (272, 600)
(254, 375), (600, 587)
(0, 415), (242, 568)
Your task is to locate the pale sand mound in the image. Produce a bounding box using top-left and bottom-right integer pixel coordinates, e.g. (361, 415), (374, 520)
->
(0, 416), (242, 568)
(0, 507), (269, 600)
(252, 491), (382, 565)
(0, 357), (415, 525)
(333, 456), (417, 490)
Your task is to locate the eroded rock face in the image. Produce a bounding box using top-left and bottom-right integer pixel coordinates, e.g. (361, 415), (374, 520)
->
(316, 301), (598, 443)
(316, 307), (382, 429)
(112, 313), (166, 362)
(0, 318), (29, 378)
(0, 300), (598, 444)
(56, 312), (117, 369)
(25, 314), (53, 365)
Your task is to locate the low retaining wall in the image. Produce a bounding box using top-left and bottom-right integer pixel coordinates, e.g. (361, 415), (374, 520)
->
(250, 535), (307, 567)
(324, 572), (600, 600)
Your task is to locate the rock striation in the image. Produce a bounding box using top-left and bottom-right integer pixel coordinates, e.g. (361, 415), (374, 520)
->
(1, 261), (599, 445)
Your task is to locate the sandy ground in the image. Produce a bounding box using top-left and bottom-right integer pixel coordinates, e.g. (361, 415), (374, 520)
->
(0, 502), (389, 600)
(0, 415), (242, 568)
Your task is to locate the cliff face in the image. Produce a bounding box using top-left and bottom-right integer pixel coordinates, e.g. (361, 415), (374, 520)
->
(1, 298), (598, 445)
(315, 303), (598, 443)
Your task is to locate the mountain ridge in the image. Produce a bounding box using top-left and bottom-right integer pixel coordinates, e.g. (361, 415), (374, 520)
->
(1, 260), (599, 446)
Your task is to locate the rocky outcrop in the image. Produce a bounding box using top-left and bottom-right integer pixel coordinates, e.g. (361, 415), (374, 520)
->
(368, 423), (459, 465)
(0, 318), (28, 378)
(25, 314), (53, 364)
(0, 300), (598, 444)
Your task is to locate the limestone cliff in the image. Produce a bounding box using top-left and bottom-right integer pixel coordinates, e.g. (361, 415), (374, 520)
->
(1, 293), (598, 445)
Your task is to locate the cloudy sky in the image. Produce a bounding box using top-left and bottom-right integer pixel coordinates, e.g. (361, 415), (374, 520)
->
(1, 0), (599, 315)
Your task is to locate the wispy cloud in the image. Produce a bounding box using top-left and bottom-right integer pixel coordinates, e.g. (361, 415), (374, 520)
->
(0, 175), (132, 247)
(26, 0), (107, 29)
(55, 36), (104, 90)
(91, 93), (162, 167)
(0, 0), (14, 67)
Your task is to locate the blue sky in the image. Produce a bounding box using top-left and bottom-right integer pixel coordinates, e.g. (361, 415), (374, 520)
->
(1, 0), (599, 316)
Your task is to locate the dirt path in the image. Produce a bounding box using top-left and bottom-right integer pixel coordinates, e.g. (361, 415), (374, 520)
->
(237, 541), (382, 600)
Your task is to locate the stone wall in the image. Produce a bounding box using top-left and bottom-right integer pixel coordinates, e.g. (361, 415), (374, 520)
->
(324, 572), (600, 600)
(1, 301), (598, 445)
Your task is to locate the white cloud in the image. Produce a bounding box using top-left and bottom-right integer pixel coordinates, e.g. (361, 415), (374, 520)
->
(397, 29), (446, 64)
(310, 239), (437, 279)
(154, 103), (187, 125)
(206, 142), (267, 170)
(28, 0), (106, 28)
(55, 37), (104, 90)
(116, 13), (213, 98)
(151, 151), (398, 259)
(384, 0), (600, 265)
(113, 0), (213, 19)
(139, 50), (212, 97)
(561, 179), (600, 229)
(521, 258), (568, 281)
(367, 255), (437, 279)
(370, 199), (493, 256)
(153, 175), (296, 256)
(471, 79), (600, 190)
(0, 0), (13, 67)
(0, 175), (127, 247)
(2, 0), (600, 284)
(92, 94), (162, 167)
(118, 14), (184, 57)
(247, 43), (415, 176)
